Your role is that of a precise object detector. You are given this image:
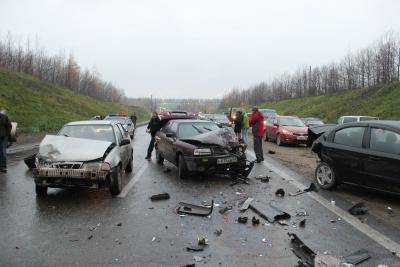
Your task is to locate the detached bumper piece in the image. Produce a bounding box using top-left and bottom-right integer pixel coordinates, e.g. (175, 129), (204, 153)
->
(288, 233), (316, 267)
(177, 200), (214, 217)
(35, 168), (109, 189)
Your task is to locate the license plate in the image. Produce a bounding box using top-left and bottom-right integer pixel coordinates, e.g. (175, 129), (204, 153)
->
(297, 136), (307, 140)
(217, 156), (237, 164)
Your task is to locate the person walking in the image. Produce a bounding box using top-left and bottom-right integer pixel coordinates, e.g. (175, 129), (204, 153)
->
(145, 112), (161, 160)
(233, 110), (244, 141)
(249, 106), (265, 163)
(0, 108), (12, 173)
(242, 112), (249, 144)
(130, 112), (138, 128)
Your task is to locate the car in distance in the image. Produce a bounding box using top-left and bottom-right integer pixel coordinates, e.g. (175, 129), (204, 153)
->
(34, 120), (133, 197)
(155, 119), (252, 179)
(104, 115), (135, 139)
(338, 116), (378, 124)
(204, 114), (231, 127)
(265, 115), (308, 146)
(302, 117), (325, 127)
(311, 120), (400, 194)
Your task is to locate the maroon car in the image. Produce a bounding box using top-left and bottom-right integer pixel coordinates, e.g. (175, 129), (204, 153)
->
(265, 115), (308, 146)
(155, 118), (252, 179)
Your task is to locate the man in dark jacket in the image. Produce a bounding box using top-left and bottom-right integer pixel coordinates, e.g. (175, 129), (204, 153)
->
(0, 108), (12, 172)
(145, 112), (162, 160)
(130, 113), (138, 128)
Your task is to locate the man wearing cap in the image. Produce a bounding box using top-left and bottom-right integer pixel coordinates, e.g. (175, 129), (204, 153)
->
(0, 108), (12, 173)
(249, 106), (265, 163)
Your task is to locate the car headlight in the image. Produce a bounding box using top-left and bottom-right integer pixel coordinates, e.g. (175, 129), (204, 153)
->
(281, 129), (292, 135)
(193, 148), (212, 156)
(264, 120), (267, 125)
(82, 162), (110, 171)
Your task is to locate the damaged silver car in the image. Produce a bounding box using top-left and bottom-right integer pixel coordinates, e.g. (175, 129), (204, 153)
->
(34, 121), (133, 197)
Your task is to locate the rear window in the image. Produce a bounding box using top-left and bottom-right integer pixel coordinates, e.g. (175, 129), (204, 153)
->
(178, 122), (219, 139)
(370, 128), (400, 155)
(334, 127), (365, 148)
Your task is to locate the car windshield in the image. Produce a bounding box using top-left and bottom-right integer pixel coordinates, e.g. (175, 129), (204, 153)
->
(308, 120), (324, 125)
(279, 117), (305, 127)
(178, 122), (220, 139)
(104, 116), (128, 124)
(58, 125), (115, 143)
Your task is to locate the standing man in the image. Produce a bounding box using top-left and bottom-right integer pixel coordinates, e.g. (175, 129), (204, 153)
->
(0, 108), (12, 173)
(249, 106), (265, 163)
(242, 112), (249, 144)
(145, 112), (161, 160)
(130, 112), (138, 128)
(233, 110), (243, 141)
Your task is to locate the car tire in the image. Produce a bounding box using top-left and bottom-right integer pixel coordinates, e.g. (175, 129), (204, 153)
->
(178, 154), (188, 180)
(35, 184), (47, 197)
(315, 162), (337, 190)
(110, 166), (123, 196)
(276, 135), (283, 146)
(125, 155), (133, 173)
(156, 149), (164, 165)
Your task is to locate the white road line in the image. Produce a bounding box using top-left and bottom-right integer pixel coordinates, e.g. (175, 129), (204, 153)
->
(118, 164), (148, 198)
(247, 150), (400, 256)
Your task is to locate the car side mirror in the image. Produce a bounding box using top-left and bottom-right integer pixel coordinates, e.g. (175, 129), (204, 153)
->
(120, 139), (131, 146)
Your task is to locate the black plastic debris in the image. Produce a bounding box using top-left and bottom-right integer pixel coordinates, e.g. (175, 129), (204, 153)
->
(183, 264), (195, 267)
(177, 200), (214, 217)
(116, 222), (122, 227)
(252, 216), (260, 226)
(299, 219), (306, 228)
(348, 203), (368, 216)
(254, 175), (270, 183)
(275, 188), (285, 197)
(290, 183), (318, 196)
(288, 233), (316, 267)
(237, 216), (248, 224)
(239, 198), (253, 211)
(214, 229), (222, 236)
(24, 154), (36, 169)
(150, 193), (170, 201)
(344, 249), (371, 265)
(186, 246), (204, 252)
(268, 150), (276, 154)
(219, 206), (233, 215)
(249, 203), (291, 223)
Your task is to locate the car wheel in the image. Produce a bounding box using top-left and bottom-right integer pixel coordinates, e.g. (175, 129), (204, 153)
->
(110, 166), (123, 196)
(315, 162), (337, 190)
(35, 184), (47, 197)
(125, 155), (133, 173)
(276, 135), (283, 146)
(156, 149), (164, 165)
(178, 154), (188, 180)
(130, 133), (134, 139)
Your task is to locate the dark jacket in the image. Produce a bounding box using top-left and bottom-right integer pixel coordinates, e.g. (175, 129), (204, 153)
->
(234, 113), (244, 133)
(147, 116), (162, 137)
(0, 113), (12, 139)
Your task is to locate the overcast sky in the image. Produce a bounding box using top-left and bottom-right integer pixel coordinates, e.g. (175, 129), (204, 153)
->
(1, 0), (399, 98)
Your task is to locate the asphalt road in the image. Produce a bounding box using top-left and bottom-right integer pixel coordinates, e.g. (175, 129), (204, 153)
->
(1, 126), (400, 266)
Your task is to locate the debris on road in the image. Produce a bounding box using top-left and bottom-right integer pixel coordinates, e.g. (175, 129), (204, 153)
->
(252, 216), (260, 226)
(275, 188), (285, 197)
(177, 200), (214, 217)
(87, 235), (93, 240)
(249, 203), (291, 223)
(239, 197), (253, 211)
(295, 209), (308, 217)
(186, 246), (204, 252)
(254, 175), (270, 183)
(214, 229), (222, 236)
(237, 216), (248, 224)
(344, 249), (371, 265)
(348, 203), (368, 216)
(299, 219), (306, 228)
(268, 150), (276, 154)
(219, 206), (233, 215)
(288, 233), (316, 267)
(197, 235), (208, 246)
(289, 183), (318, 196)
(193, 256), (203, 262)
(314, 255), (341, 266)
(116, 222), (122, 227)
(150, 193), (170, 201)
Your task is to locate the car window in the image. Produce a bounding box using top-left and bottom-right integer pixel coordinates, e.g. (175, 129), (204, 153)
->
(334, 127), (365, 148)
(278, 117), (305, 127)
(370, 128), (400, 155)
(170, 122), (178, 133)
(58, 124), (116, 143)
(114, 125), (123, 144)
(359, 116), (377, 121)
(342, 117), (357, 123)
(178, 122), (219, 139)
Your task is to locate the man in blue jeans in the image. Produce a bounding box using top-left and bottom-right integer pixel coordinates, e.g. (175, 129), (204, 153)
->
(0, 108), (12, 173)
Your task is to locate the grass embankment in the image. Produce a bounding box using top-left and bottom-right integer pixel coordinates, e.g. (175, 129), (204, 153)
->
(259, 82), (400, 123)
(0, 68), (149, 133)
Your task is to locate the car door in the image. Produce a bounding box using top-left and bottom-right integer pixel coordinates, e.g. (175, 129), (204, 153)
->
(114, 125), (129, 167)
(362, 127), (400, 193)
(269, 117), (279, 141)
(157, 122), (177, 163)
(164, 122), (178, 163)
(323, 126), (368, 185)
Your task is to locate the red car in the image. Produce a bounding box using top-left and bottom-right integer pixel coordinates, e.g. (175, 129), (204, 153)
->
(265, 115), (308, 146)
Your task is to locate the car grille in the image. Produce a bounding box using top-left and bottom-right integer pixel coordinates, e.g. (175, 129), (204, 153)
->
(212, 147), (229, 155)
(38, 168), (107, 179)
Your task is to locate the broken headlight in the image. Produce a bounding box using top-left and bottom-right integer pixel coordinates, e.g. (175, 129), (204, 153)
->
(193, 148), (212, 156)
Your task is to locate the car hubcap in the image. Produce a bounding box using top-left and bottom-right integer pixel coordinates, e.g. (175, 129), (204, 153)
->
(316, 165), (333, 185)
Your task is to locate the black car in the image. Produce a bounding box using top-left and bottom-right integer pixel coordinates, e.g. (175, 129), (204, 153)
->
(311, 120), (400, 194)
(155, 119), (252, 179)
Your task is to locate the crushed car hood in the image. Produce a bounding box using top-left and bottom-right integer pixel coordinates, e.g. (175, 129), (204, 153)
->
(181, 127), (237, 148)
(38, 135), (114, 162)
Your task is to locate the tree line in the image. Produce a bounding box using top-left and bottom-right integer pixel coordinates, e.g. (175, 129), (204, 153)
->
(221, 33), (400, 108)
(0, 33), (125, 102)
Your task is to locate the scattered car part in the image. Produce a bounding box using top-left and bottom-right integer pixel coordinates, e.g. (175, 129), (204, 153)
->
(24, 154), (36, 169)
(299, 219), (306, 228)
(186, 246), (204, 252)
(214, 229), (222, 236)
(177, 200), (214, 217)
(275, 188), (285, 197)
(239, 198), (253, 211)
(219, 206), (233, 214)
(295, 209), (308, 217)
(197, 235), (208, 246)
(344, 249), (371, 265)
(288, 233), (316, 267)
(249, 203), (291, 223)
(268, 150), (276, 154)
(290, 183), (318, 196)
(237, 216), (248, 224)
(150, 193), (170, 201)
(348, 203), (368, 216)
(252, 216), (260, 225)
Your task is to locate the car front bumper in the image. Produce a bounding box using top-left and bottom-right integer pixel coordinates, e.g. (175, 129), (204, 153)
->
(280, 134), (308, 144)
(184, 154), (247, 174)
(34, 167), (114, 189)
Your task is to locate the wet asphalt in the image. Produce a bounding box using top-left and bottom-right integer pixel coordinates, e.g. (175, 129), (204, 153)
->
(1, 126), (400, 266)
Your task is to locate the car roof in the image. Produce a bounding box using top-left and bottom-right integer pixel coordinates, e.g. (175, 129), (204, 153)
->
(336, 120), (400, 130)
(65, 120), (115, 126)
(277, 115), (300, 119)
(340, 115), (377, 119)
(168, 119), (215, 124)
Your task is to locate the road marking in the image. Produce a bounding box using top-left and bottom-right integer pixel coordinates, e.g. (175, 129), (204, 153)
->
(247, 150), (400, 256)
(118, 163), (148, 198)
